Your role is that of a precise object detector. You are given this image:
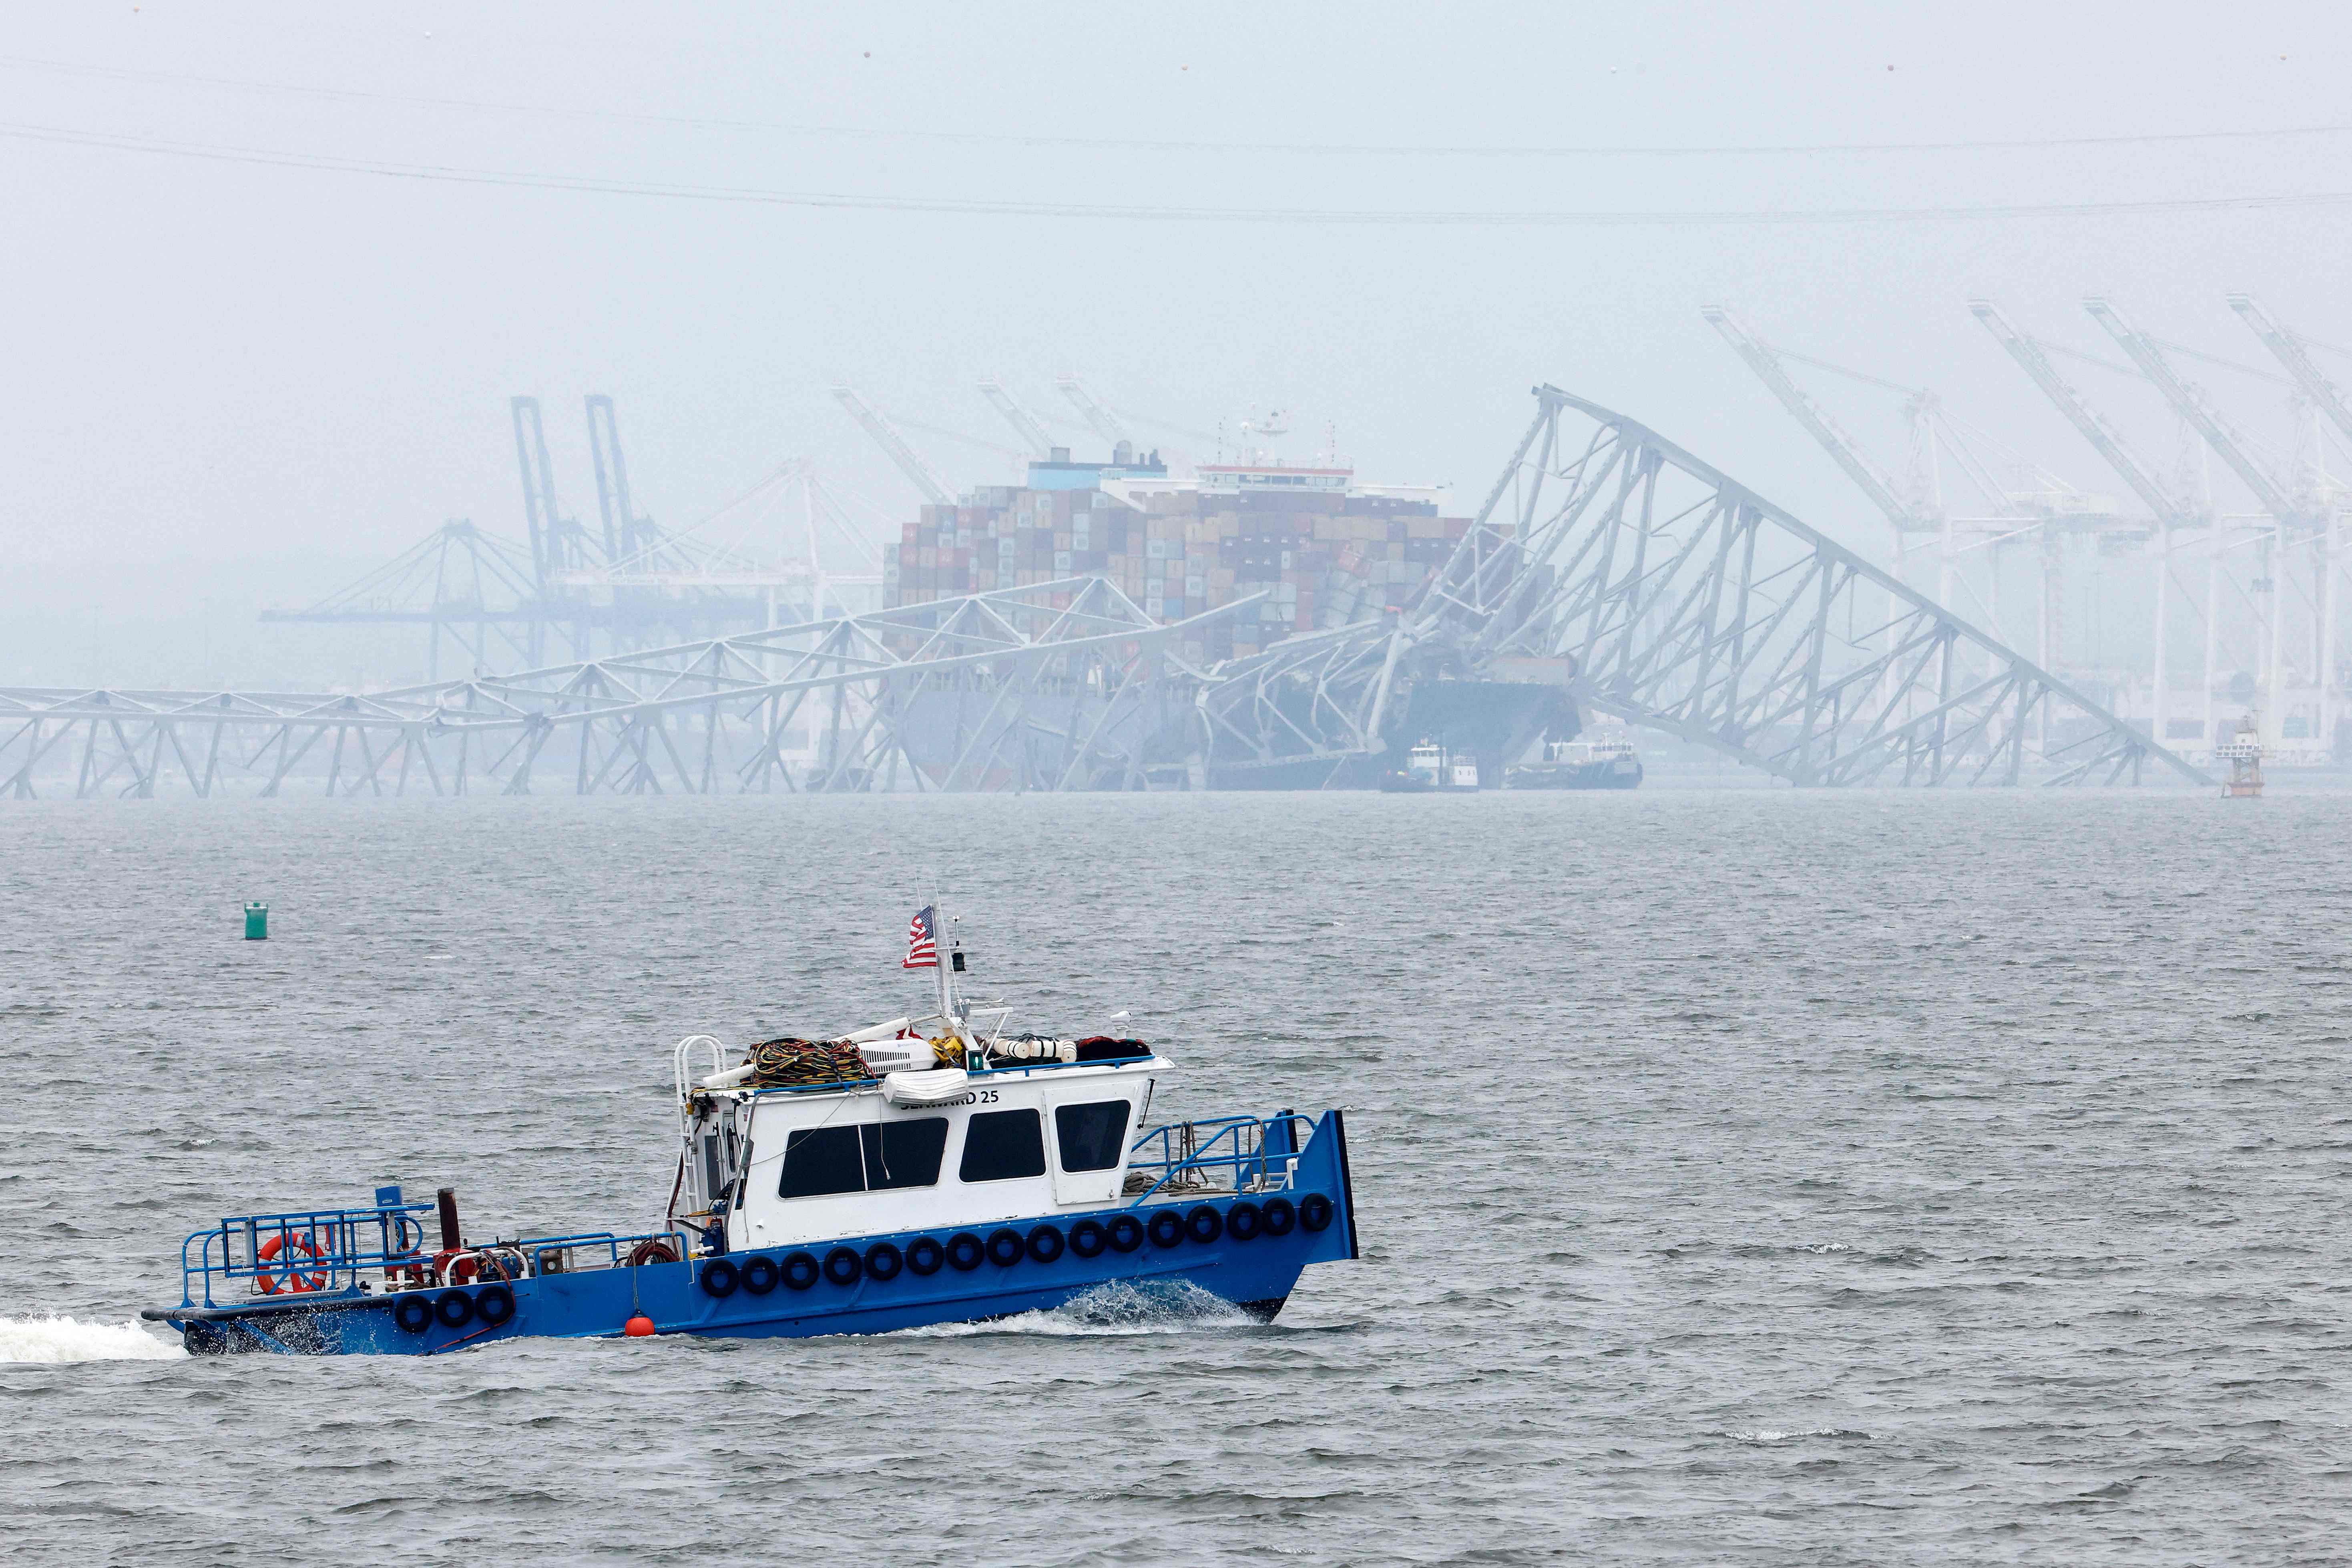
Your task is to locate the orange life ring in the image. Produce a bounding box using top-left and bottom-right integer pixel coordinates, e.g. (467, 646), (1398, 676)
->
(256, 1231), (327, 1295)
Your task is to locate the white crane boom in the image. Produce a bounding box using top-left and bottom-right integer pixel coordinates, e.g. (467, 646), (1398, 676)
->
(1969, 299), (2198, 528)
(1054, 375), (1131, 448)
(830, 384), (952, 506)
(976, 379), (1054, 455)
(1704, 306), (1927, 531)
(2083, 298), (2305, 523)
(2230, 293), (2352, 451)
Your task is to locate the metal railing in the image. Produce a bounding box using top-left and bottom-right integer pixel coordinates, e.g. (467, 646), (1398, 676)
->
(176, 1201), (691, 1309)
(179, 1201), (435, 1308)
(1125, 1113), (1312, 1205)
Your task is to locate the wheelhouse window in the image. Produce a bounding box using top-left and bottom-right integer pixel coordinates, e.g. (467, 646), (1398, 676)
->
(1054, 1100), (1132, 1172)
(777, 1126), (863, 1199)
(864, 1118), (949, 1190)
(778, 1118), (948, 1199)
(959, 1108), (1046, 1183)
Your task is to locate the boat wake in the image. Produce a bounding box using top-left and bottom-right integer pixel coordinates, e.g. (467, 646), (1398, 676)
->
(0, 1314), (185, 1364)
(903, 1280), (1265, 1339)
(1718, 1426), (1871, 1445)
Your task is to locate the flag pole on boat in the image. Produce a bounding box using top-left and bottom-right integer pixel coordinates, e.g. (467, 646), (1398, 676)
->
(932, 883), (954, 1033)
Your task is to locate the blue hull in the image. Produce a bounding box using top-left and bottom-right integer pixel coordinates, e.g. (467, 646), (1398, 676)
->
(152, 1118), (1360, 1357)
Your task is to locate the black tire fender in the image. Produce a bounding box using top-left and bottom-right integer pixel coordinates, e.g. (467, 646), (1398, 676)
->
(986, 1228), (1026, 1268)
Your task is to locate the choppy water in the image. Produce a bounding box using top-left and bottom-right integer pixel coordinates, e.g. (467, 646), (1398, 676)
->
(4, 786), (2350, 1564)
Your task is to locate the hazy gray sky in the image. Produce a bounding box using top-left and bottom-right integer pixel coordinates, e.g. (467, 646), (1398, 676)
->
(3, 2), (2346, 683)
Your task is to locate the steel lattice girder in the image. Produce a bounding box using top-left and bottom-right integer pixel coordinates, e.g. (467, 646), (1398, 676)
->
(1195, 385), (2211, 788)
(0, 578), (1257, 799)
(1194, 620), (1406, 781)
(1431, 386), (2211, 786)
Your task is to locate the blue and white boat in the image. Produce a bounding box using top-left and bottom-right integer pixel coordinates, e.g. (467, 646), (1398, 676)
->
(144, 905), (1360, 1355)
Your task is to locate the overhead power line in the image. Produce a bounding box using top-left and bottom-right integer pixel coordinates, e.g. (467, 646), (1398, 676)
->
(4, 54), (2352, 161)
(5, 118), (2352, 227)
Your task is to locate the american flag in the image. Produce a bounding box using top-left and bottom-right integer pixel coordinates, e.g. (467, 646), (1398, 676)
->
(902, 905), (938, 970)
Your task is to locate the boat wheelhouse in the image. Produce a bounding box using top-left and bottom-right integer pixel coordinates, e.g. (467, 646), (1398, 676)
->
(144, 909), (1360, 1356)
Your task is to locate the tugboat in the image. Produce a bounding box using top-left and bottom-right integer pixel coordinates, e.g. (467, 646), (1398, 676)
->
(1506, 730), (1643, 790)
(1377, 739), (1479, 793)
(142, 904), (1360, 1355)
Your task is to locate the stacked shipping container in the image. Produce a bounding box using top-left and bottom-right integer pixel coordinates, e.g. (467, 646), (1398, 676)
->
(883, 467), (1470, 663)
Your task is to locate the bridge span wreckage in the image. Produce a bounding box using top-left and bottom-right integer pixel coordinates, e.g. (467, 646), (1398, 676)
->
(2, 387), (2207, 799)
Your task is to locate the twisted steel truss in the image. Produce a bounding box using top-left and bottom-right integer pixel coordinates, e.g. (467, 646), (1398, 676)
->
(3, 579), (1246, 799)
(1200, 385), (2211, 787)
(7, 387), (2211, 799)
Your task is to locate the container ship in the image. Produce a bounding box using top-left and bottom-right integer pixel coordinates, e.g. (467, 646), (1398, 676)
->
(884, 446), (1574, 788)
(885, 447), (1468, 666)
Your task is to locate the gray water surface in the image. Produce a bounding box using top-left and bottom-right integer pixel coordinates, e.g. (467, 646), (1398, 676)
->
(4, 789), (2348, 1564)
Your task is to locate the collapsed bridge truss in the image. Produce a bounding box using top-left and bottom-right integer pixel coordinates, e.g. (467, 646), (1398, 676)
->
(2, 579), (1246, 799)
(1201, 385), (2211, 787)
(6, 388), (2212, 800)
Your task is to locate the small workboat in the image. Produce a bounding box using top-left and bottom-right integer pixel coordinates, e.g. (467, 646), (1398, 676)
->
(1378, 739), (1479, 793)
(143, 903), (1360, 1355)
(1506, 731), (1643, 790)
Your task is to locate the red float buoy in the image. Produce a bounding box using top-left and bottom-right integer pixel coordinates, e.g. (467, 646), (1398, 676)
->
(624, 1314), (655, 1337)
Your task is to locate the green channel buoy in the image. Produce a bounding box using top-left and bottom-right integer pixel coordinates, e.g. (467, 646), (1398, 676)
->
(243, 902), (268, 941)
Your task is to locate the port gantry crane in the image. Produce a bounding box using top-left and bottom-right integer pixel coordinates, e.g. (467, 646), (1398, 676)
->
(264, 396), (775, 677)
(2230, 295), (2350, 754)
(2085, 297), (2336, 750)
(1970, 297), (2223, 746)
